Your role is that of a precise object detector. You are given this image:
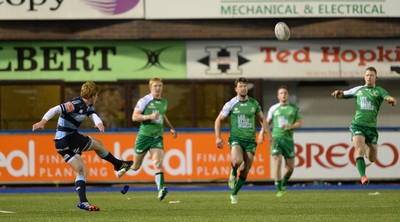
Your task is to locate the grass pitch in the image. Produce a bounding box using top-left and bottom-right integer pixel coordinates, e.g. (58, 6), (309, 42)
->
(0, 189), (399, 222)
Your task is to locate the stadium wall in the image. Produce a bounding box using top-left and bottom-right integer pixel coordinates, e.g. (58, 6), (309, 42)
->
(1, 18), (400, 40)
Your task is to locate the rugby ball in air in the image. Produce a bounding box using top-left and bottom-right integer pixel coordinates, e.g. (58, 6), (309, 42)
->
(274, 22), (290, 41)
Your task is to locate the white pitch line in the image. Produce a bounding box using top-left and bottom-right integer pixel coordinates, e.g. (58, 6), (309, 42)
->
(0, 210), (15, 214)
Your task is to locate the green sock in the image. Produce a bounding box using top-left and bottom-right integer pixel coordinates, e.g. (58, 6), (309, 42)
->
(356, 157), (366, 177)
(275, 181), (282, 191)
(231, 164), (238, 177)
(232, 176), (246, 195)
(281, 177), (289, 187)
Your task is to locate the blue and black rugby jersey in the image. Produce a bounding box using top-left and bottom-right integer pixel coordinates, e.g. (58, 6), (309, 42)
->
(55, 96), (96, 140)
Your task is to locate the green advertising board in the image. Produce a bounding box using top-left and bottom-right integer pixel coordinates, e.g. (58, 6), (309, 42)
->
(0, 41), (186, 81)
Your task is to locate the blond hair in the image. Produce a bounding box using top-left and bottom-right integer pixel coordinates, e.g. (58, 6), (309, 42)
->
(80, 82), (100, 99)
(149, 77), (163, 87)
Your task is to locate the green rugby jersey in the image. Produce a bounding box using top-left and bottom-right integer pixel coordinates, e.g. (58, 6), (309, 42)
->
(267, 103), (301, 140)
(135, 94), (167, 137)
(220, 96), (262, 141)
(343, 85), (389, 128)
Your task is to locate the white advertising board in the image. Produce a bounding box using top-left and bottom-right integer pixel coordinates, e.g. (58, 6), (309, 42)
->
(290, 131), (400, 180)
(187, 40), (400, 79)
(0, 0), (144, 20)
(146, 0), (400, 19)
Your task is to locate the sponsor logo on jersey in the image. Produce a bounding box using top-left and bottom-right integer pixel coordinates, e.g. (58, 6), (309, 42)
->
(370, 91), (379, 97)
(65, 102), (74, 112)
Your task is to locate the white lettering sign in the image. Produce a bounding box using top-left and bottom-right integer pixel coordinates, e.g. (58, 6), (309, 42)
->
(146, 0), (400, 19)
(188, 40), (400, 79)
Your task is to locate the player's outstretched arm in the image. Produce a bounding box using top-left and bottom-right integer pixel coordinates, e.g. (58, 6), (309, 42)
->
(32, 105), (61, 131)
(32, 119), (48, 131)
(331, 90), (344, 99)
(386, 96), (397, 106)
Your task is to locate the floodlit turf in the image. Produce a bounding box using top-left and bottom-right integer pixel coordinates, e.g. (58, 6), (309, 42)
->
(0, 189), (399, 221)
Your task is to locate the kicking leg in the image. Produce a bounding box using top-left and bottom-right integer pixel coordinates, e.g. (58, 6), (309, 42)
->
(90, 138), (133, 173)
